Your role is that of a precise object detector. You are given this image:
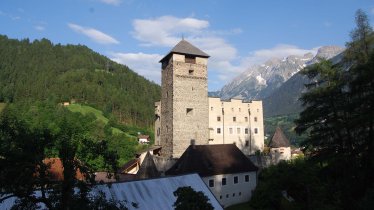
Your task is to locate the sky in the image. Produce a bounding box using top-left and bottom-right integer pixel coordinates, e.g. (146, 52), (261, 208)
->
(1, 0), (373, 91)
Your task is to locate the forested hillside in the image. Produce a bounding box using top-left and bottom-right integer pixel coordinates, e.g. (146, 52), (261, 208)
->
(0, 35), (160, 127)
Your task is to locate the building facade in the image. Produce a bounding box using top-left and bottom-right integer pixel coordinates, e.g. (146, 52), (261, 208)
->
(208, 98), (264, 155)
(155, 40), (264, 157)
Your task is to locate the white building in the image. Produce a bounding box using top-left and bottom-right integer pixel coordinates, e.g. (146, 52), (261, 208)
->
(166, 144), (258, 208)
(268, 127), (291, 164)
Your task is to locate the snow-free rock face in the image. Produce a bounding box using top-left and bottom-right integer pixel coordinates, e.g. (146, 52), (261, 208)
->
(218, 46), (344, 100)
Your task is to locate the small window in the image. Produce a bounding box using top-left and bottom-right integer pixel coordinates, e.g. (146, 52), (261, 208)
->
(226, 194), (229, 198)
(211, 107), (213, 111)
(229, 128), (233, 134)
(234, 176), (238, 184)
(185, 55), (196, 64)
(190, 139), (195, 145)
(257, 108), (259, 112)
(209, 179), (214, 187)
(186, 108), (193, 115)
(245, 128), (249, 134)
(233, 141), (236, 145)
(233, 117), (236, 122)
(245, 117), (248, 122)
(217, 128), (221, 134)
(217, 116), (221, 121)
(220, 195), (222, 199)
(157, 128), (160, 136)
(222, 178), (226, 186)
(166, 91), (168, 98)
(231, 108), (234, 111)
(237, 128), (240, 134)
(233, 193), (235, 197)
(189, 69), (194, 75)
(239, 108), (241, 112)
(239, 192), (242, 196)
(254, 128), (258, 134)
(254, 117), (258, 122)
(245, 140), (249, 147)
(245, 175), (249, 182)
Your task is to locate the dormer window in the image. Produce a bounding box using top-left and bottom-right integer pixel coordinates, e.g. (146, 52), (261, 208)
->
(185, 55), (196, 64)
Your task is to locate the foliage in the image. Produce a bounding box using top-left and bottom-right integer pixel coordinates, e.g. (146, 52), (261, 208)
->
(0, 35), (160, 127)
(173, 186), (214, 210)
(293, 9), (374, 210)
(0, 101), (121, 209)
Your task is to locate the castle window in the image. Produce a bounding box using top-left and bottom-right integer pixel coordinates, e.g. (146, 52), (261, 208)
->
(254, 128), (258, 134)
(239, 192), (242, 196)
(209, 179), (214, 187)
(220, 195), (222, 199)
(226, 194), (229, 198)
(233, 193), (235, 197)
(245, 128), (249, 134)
(245, 140), (249, 147)
(217, 128), (221, 134)
(186, 108), (193, 115)
(231, 108), (234, 111)
(222, 178), (226, 186)
(237, 128), (240, 134)
(157, 128), (160, 136)
(217, 116), (221, 121)
(239, 108), (241, 112)
(189, 69), (194, 75)
(234, 176), (238, 184)
(185, 55), (196, 64)
(245, 175), (250, 182)
(245, 117), (248, 122)
(229, 128), (233, 134)
(254, 117), (258, 122)
(233, 117), (236, 122)
(211, 107), (213, 111)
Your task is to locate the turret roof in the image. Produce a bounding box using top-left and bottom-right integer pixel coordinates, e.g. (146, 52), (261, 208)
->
(268, 127), (291, 148)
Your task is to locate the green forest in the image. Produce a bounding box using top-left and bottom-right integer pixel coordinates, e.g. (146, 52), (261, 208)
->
(0, 35), (160, 127)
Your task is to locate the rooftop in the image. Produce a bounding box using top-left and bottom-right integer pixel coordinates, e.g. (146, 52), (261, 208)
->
(166, 144), (258, 177)
(268, 127), (291, 148)
(160, 39), (209, 62)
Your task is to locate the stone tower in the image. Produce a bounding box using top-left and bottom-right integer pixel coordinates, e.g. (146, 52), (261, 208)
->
(159, 40), (210, 158)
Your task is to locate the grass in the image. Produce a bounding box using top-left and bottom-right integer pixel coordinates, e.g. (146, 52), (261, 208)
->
(0, 103), (6, 113)
(67, 103), (109, 124)
(225, 201), (253, 210)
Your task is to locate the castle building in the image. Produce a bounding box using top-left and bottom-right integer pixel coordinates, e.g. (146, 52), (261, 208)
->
(155, 40), (264, 158)
(268, 126), (291, 164)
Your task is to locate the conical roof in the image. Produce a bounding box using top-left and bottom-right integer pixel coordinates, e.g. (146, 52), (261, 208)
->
(268, 127), (290, 148)
(136, 152), (161, 179)
(160, 39), (209, 62)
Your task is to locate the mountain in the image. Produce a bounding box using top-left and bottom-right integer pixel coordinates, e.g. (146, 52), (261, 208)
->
(263, 49), (345, 117)
(219, 46), (344, 101)
(0, 35), (160, 127)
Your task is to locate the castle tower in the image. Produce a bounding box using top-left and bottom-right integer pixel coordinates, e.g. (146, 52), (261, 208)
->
(159, 40), (210, 158)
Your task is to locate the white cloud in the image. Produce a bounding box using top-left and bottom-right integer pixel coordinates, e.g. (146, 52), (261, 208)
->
(99, 0), (122, 6)
(110, 52), (162, 83)
(68, 23), (119, 44)
(34, 25), (45, 31)
(126, 15), (318, 89)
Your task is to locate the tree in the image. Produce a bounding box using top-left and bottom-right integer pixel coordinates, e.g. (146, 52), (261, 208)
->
(173, 186), (214, 210)
(0, 101), (120, 209)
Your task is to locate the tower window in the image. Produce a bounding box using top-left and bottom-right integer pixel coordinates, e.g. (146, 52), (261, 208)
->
(254, 117), (258, 122)
(245, 128), (249, 134)
(229, 128), (233, 134)
(245, 117), (248, 122)
(237, 128), (240, 134)
(185, 55), (196, 64)
(189, 69), (194, 75)
(254, 128), (258, 134)
(245, 140), (249, 146)
(239, 108), (241, 112)
(217, 116), (221, 121)
(233, 117), (236, 122)
(211, 107), (213, 111)
(186, 108), (193, 115)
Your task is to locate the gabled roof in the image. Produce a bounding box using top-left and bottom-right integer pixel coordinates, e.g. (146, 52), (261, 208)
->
(136, 152), (160, 179)
(268, 127), (291, 148)
(160, 39), (209, 62)
(118, 158), (139, 174)
(166, 144), (258, 177)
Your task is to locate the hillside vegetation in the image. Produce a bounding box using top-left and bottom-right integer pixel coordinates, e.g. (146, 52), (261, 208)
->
(0, 35), (160, 127)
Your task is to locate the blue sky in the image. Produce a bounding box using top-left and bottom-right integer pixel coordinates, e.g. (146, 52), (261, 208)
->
(1, 0), (373, 91)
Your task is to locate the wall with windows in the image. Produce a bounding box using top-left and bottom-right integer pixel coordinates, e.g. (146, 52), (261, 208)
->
(208, 98), (264, 155)
(202, 172), (257, 208)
